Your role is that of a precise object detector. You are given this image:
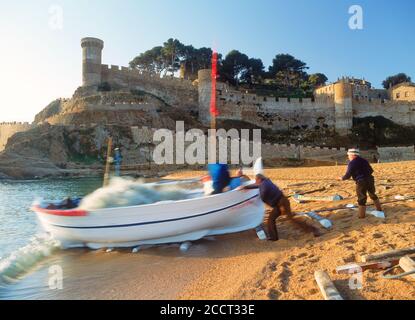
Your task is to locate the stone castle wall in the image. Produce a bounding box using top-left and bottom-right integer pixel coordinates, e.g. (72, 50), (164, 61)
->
(216, 87), (335, 131)
(129, 126), (349, 164)
(217, 92), (415, 131)
(354, 100), (415, 126)
(377, 146), (415, 162)
(127, 126), (415, 164)
(198, 70), (415, 135)
(100, 64), (198, 112)
(0, 122), (34, 151)
(198, 69), (338, 132)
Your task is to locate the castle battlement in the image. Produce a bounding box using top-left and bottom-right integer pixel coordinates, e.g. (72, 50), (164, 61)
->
(110, 65), (121, 71)
(217, 87), (333, 108)
(100, 62), (195, 89)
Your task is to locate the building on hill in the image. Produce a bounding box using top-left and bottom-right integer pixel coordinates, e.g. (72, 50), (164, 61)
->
(314, 77), (389, 101)
(391, 82), (415, 102)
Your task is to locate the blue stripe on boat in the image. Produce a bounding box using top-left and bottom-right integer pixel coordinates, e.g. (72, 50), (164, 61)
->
(50, 194), (259, 229)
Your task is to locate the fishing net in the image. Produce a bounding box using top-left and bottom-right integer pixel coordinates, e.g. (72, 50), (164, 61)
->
(78, 177), (189, 210)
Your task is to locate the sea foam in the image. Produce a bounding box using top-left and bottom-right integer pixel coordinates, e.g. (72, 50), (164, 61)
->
(0, 234), (61, 284)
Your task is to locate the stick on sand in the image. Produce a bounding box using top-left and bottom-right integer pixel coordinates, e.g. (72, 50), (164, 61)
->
(314, 270), (343, 300)
(361, 247), (415, 263)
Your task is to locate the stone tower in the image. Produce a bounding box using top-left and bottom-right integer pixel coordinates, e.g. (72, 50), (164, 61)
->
(81, 37), (104, 86)
(334, 78), (353, 135)
(198, 69), (212, 125)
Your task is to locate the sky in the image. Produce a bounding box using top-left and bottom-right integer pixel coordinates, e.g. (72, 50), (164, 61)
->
(0, 0), (414, 122)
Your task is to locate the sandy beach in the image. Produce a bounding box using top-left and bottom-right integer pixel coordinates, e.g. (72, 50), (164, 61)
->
(2, 161), (414, 301)
(166, 161), (415, 300)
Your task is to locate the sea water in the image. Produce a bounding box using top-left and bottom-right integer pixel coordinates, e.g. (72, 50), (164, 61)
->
(0, 178), (102, 284)
(0, 177), (228, 299)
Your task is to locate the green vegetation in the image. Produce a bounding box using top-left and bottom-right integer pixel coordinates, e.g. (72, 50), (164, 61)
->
(382, 73), (411, 89)
(129, 38), (216, 78)
(68, 153), (98, 165)
(129, 39), (328, 98)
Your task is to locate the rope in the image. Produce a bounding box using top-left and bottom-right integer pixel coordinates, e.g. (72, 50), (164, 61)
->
(382, 265), (415, 280)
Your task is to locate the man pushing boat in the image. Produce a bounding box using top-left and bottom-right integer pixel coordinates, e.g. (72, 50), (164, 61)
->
(238, 174), (292, 241)
(339, 148), (384, 219)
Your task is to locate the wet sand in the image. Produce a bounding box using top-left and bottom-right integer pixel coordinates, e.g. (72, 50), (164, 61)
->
(3, 161), (415, 300)
(1, 234), (277, 300)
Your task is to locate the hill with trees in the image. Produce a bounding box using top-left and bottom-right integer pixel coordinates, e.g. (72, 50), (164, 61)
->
(129, 39), (328, 98)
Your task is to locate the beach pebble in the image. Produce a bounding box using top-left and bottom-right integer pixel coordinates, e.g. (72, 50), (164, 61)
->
(131, 247), (140, 253)
(255, 226), (268, 240)
(368, 211), (386, 219)
(180, 241), (192, 252)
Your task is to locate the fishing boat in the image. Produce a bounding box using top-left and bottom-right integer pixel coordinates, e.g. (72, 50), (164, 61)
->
(31, 161), (265, 249)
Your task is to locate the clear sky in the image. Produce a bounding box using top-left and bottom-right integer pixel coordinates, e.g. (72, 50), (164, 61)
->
(1, 0), (414, 122)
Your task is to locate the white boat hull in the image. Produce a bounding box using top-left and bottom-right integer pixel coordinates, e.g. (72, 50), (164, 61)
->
(33, 189), (264, 249)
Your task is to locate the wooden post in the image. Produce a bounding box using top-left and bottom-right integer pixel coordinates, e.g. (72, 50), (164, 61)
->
(210, 115), (216, 132)
(399, 256), (415, 279)
(314, 270), (343, 300)
(336, 257), (411, 274)
(103, 137), (113, 187)
(293, 194), (343, 203)
(208, 116), (216, 164)
(361, 247), (415, 263)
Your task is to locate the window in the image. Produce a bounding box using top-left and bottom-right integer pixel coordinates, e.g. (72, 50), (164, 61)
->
(405, 92), (409, 97)
(396, 92), (401, 99)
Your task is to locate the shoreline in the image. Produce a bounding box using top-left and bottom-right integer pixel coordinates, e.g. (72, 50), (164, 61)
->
(0, 154), (343, 181)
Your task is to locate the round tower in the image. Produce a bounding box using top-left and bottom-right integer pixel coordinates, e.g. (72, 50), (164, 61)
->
(198, 69), (212, 125)
(334, 78), (353, 135)
(81, 37), (104, 86)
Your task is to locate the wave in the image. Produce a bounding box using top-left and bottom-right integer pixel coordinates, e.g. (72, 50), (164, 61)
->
(0, 234), (61, 285)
